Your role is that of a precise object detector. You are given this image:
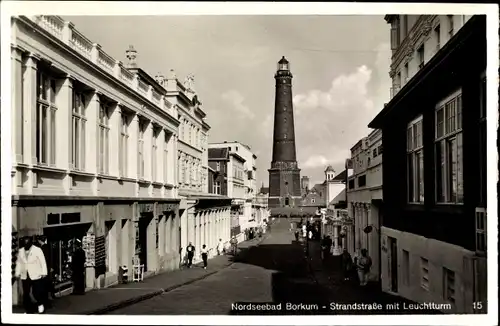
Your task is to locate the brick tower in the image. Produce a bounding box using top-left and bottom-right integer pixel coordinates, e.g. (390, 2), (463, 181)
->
(268, 56), (302, 208)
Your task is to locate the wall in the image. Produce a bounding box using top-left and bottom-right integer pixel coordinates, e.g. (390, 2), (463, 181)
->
(381, 227), (476, 313)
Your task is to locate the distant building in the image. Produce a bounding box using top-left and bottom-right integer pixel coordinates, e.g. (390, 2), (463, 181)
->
(301, 176), (310, 196)
(346, 129), (383, 284)
(369, 15), (486, 313)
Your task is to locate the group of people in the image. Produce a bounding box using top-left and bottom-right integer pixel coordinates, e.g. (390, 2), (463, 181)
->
(14, 235), (87, 314)
(183, 236), (240, 269)
(292, 218), (321, 242)
(341, 248), (372, 286)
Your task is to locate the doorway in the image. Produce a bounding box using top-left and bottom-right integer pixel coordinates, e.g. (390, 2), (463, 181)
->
(388, 236), (398, 293)
(138, 213), (153, 271)
(284, 197), (290, 206)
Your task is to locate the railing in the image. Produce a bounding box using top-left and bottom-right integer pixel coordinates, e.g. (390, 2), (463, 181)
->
(26, 15), (181, 119)
(120, 66), (134, 87)
(97, 49), (115, 74)
(35, 15), (64, 40)
(138, 79), (148, 96)
(152, 90), (162, 106)
(69, 29), (92, 60)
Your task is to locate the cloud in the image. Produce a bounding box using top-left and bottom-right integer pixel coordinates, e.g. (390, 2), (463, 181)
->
(221, 90), (255, 119)
(291, 43), (391, 183)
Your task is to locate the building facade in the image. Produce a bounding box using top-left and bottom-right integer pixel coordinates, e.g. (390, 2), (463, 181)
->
(268, 57), (302, 208)
(163, 69), (232, 266)
(346, 129), (383, 283)
(369, 15), (487, 313)
(209, 141), (266, 239)
(10, 16), (183, 303)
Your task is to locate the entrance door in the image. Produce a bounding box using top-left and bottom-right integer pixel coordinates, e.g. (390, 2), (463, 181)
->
(138, 215), (151, 271)
(388, 236), (398, 292)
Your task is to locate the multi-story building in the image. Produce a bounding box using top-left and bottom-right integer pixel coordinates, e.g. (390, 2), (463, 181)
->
(209, 141), (265, 240)
(10, 16), (184, 303)
(369, 15), (487, 313)
(163, 70), (232, 265)
(346, 129), (383, 284)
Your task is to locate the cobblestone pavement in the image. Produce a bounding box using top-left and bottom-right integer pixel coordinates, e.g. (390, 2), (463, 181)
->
(109, 219), (328, 315)
(106, 218), (443, 315)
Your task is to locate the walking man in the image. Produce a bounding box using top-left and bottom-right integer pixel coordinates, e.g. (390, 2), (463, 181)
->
(37, 236), (55, 307)
(15, 236), (48, 314)
(71, 240), (86, 295)
(216, 238), (224, 255)
(356, 248), (372, 286)
(186, 242), (195, 268)
(341, 248), (353, 281)
(201, 244), (209, 269)
(230, 236), (238, 256)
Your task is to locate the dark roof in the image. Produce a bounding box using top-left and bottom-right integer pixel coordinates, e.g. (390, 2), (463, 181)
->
(331, 170), (347, 182)
(208, 147), (229, 160)
(278, 56), (289, 64)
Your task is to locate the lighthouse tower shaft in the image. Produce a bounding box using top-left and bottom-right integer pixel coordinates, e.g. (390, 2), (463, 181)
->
(268, 57), (302, 208)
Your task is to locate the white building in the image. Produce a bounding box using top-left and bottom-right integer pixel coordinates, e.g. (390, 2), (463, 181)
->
(10, 16), (183, 303)
(346, 129), (383, 282)
(163, 71), (232, 266)
(209, 141), (266, 238)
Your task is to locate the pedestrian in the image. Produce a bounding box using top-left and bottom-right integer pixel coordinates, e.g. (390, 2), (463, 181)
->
(356, 248), (372, 286)
(201, 244), (208, 269)
(308, 230), (313, 241)
(230, 236), (238, 255)
(302, 224), (307, 239)
(321, 236), (329, 261)
(15, 236), (47, 314)
(341, 248), (353, 281)
(71, 239), (86, 295)
(294, 229), (299, 242)
(217, 238), (224, 255)
(36, 236), (55, 307)
(186, 242), (195, 268)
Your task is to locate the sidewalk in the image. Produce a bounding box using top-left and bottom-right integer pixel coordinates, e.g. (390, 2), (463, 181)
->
(12, 236), (264, 315)
(305, 240), (442, 314)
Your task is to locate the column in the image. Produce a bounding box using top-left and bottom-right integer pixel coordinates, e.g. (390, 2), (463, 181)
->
(12, 46), (24, 164)
(128, 114), (139, 179)
(109, 104), (122, 177)
(145, 121), (153, 182)
(172, 134), (178, 190)
(332, 225), (340, 256)
(22, 53), (39, 169)
(157, 128), (165, 184)
(159, 215), (166, 257)
(86, 91), (99, 175)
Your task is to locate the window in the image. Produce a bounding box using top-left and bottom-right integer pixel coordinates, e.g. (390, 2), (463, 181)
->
(311, 198), (316, 204)
(378, 144), (383, 154)
(475, 208), (487, 253)
(36, 70), (57, 166)
(348, 179), (355, 190)
(119, 113), (129, 177)
(390, 17), (401, 50)
(357, 175), (366, 187)
(417, 45), (424, 69)
(152, 128), (158, 181)
(72, 89), (87, 170)
(407, 116), (424, 203)
(138, 120), (145, 179)
(98, 103), (110, 174)
(435, 24), (441, 50)
(396, 72), (402, 88)
(163, 132), (169, 184)
(373, 148), (378, 158)
(404, 63), (409, 83)
(447, 15), (454, 36)
(213, 181), (221, 194)
(188, 123), (192, 144)
(435, 91), (463, 204)
(403, 250), (410, 286)
(478, 76), (487, 207)
(443, 268), (455, 303)
(420, 257), (429, 291)
(216, 162), (220, 171)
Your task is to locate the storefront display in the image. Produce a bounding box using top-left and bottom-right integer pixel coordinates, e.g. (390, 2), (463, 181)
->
(82, 233), (95, 267)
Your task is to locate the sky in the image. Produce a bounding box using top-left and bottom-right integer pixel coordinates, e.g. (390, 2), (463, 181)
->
(65, 15), (392, 187)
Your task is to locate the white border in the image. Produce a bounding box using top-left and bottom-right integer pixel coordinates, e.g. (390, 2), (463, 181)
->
(1, 2), (498, 325)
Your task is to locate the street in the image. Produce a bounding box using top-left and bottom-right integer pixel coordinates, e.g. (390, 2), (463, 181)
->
(107, 218), (439, 315)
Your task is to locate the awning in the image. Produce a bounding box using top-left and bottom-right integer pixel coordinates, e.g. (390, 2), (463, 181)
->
(369, 15), (486, 128)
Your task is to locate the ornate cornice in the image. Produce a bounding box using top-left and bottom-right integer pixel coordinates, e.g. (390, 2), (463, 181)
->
(390, 15), (437, 76)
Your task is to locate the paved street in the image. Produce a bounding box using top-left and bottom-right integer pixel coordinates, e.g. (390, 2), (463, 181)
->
(107, 218), (440, 315)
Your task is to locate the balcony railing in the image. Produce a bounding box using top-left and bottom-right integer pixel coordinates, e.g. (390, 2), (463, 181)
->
(25, 15), (180, 120)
